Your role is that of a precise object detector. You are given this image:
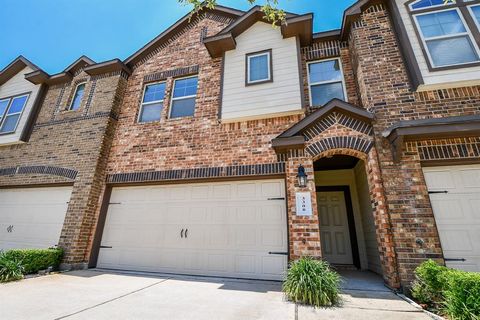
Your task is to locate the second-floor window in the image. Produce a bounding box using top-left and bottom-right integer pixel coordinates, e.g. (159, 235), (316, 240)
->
(139, 82), (166, 123)
(170, 76), (198, 118)
(69, 82), (86, 111)
(409, 0), (480, 69)
(246, 50), (272, 85)
(307, 58), (347, 106)
(0, 94), (29, 134)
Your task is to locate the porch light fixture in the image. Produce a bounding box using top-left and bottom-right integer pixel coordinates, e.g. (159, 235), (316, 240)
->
(297, 164), (308, 188)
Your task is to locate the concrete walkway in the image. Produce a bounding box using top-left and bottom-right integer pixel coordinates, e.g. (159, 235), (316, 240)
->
(0, 269), (430, 320)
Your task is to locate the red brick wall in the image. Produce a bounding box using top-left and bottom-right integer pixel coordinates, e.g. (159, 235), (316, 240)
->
(0, 69), (127, 268)
(347, 3), (480, 286)
(107, 15), (301, 174)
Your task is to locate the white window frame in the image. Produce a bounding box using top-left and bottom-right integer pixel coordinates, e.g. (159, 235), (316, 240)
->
(409, 0), (456, 11)
(68, 82), (87, 111)
(306, 58), (348, 107)
(169, 75), (198, 119)
(246, 51), (272, 84)
(468, 4), (480, 31)
(137, 81), (166, 123)
(412, 7), (480, 68)
(0, 93), (30, 134)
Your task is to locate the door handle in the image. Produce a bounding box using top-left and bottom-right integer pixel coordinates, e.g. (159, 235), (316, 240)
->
(181, 229), (184, 238)
(185, 229), (188, 238)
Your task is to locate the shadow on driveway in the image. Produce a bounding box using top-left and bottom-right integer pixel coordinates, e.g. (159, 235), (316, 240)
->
(0, 269), (430, 320)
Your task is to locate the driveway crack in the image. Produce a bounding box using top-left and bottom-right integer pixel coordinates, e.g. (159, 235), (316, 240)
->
(54, 277), (171, 319)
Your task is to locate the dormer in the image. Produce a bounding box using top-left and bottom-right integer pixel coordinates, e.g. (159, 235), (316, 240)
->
(0, 56), (47, 145)
(204, 7), (313, 122)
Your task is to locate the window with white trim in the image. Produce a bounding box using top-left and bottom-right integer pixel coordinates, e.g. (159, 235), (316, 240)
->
(170, 76), (198, 118)
(69, 82), (86, 111)
(409, 0), (480, 68)
(469, 4), (480, 27)
(307, 58), (347, 106)
(0, 94), (29, 134)
(246, 50), (272, 84)
(139, 82), (166, 123)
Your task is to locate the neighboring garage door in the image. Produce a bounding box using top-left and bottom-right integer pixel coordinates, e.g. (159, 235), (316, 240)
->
(97, 179), (288, 280)
(0, 186), (73, 251)
(423, 164), (480, 272)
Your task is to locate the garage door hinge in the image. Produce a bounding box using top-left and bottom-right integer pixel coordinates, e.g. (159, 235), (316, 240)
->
(428, 190), (448, 194)
(444, 258), (466, 262)
(269, 252), (288, 255)
(100, 246), (113, 249)
(268, 197), (285, 200)
(109, 202), (121, 205)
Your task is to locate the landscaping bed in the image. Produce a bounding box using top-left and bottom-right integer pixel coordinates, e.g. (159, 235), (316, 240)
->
(0, 248), (63, 283)
(411, 260), (480, 320)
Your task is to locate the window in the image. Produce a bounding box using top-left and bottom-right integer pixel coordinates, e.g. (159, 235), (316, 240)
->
(138, 82), (166, 123)
(69, 83), (86, 111)
(246, 50), (272, 85)
(469, 5), (480, 27)
(410, 0), (455, 10)
(0, 94), (29, 134)
(170, 76), (198, 118)
(307, 59), (347, 106)
(409, 0), (480, 69)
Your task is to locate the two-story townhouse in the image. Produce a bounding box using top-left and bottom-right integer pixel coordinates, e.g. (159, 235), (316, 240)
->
(1, 0), (479, 289)
(0, 55), (129, 269)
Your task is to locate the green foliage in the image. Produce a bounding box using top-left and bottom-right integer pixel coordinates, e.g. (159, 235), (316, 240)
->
(2, 248), (63, 274)
(283, 257), (341, 307)
(411, 259), (480, 320)
(411, 259), (447, 307)
(0, 253), (24, 283)
(441, 270), (480, 320)
(178, 0), (286, 26)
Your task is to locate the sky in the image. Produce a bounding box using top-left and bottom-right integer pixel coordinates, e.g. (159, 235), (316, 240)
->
(0, 0), (356, 74)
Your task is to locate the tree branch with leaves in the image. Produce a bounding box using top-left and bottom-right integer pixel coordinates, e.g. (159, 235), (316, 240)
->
(178, 0), (287, 25)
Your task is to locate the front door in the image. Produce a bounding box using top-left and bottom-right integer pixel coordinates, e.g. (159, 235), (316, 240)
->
(317, 191), (353, 265)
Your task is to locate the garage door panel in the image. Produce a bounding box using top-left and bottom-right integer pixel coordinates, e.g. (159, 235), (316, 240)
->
(424, 164), (480, 272)
(0, 186), (72, 251)
(97, 179), (287, 280)
(459, 168), (480, 189)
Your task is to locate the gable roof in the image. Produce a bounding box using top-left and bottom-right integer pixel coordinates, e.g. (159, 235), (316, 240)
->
(278, 99), (374, 138)
(63, 55), (95, 73)
(124, 5), (244, 67)
(203, 6), (313, 58)
(0, 56), (43, 86)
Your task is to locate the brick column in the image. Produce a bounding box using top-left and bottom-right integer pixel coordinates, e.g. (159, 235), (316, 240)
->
(285, 157), (322, 260)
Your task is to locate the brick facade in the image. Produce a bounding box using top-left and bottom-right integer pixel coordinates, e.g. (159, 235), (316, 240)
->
(2, 2), (479, 290)
(0, 68), (127, 269)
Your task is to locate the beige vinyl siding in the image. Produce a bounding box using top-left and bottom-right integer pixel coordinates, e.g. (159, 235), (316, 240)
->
(395, 0), (480, 90)
(0, 66), (41, 144)
(354, 163), (383, 275)
(221, 21), (303, 121)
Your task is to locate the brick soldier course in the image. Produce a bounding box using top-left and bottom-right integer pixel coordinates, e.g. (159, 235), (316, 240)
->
(1, 1), (479, 289)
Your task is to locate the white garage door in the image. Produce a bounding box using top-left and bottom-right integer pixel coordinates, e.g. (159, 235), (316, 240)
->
(97, 179), (288, 280)
(423, 164), (480, 272)
(0, 186), (72, 251)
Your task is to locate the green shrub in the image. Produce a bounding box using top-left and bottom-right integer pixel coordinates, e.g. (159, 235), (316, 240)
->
(441, 270), (480, 320)
(2, 248), (63, 274)
(0, 253), (24, 283)
(411, 260), (480, 320)
(411, 259), (448, 308)
(283, 257), (341, 307)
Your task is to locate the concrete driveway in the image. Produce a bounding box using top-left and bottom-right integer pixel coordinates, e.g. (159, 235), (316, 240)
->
(0, 269), (430, 320)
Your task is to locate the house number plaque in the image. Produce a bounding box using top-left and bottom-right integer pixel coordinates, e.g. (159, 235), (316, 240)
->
(295, 192), (312, 216)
